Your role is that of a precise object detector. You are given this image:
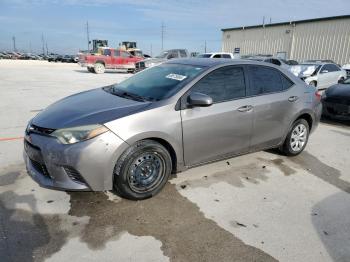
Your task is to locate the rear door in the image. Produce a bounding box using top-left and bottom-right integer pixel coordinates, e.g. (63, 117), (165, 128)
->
(247, 65), (298, 150)
(181, 65), (253, 166)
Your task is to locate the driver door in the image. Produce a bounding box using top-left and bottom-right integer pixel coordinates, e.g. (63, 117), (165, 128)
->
(181, 66), (253, 166)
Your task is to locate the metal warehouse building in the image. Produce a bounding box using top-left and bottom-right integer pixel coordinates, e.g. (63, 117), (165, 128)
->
(221, 15), (350, 65)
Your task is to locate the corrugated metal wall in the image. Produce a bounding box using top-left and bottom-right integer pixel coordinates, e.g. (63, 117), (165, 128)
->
(222, 17), (350, 65)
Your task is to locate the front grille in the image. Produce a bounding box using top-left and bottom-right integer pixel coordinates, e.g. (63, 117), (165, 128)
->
(136, 62), (145, 69)
(64, 166), (87, 185)
(30, 159), (51, 178)
(27, 124), (55, 136)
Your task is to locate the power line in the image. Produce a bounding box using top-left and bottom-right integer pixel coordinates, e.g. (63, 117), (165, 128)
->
(161, 22), (165, 51)
(86, 21), (90, 51)
(41, 33), (45, 55)
(12, 36), (16, 52)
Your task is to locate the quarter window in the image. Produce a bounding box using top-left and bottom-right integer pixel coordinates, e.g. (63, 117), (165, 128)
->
(190, 66), (246, 102)
(249, 66), (284, 95)
(222, 54), (232, 59)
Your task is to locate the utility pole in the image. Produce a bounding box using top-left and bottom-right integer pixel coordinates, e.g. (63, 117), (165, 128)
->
(150, 43), (153, 57)
(12, 36), (16, 52)
(262, 16), (265, 27)
(161, 22), (165, 51)
(86, 21), (90, 51)
(41, 33), (45, 55)
(46, 41), (49, 55)
(204, 40), (207, 53)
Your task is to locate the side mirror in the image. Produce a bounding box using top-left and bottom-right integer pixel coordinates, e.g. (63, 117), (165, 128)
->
(321, 70), (329, 74)
(187, 92), (213, 107)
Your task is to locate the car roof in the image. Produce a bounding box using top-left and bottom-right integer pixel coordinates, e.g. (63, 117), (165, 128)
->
(166, 58), (281, 68)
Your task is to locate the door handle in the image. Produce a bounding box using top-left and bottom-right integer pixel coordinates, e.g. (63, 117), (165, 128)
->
(288, 96), (299, 102)
(237, 105), (253, 112)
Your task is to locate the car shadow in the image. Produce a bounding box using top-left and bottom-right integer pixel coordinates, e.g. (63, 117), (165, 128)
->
(311, 192), (350, 261)
(320, 116), (350, 127)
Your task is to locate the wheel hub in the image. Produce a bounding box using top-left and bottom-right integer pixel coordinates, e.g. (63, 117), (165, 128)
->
(128, 152), (165, 193)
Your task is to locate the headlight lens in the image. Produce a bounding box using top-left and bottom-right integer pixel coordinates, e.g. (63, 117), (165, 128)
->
(52, 124), (108, 144)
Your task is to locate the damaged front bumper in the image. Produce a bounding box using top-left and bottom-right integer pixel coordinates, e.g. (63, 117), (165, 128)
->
(23, 131), (129, 191)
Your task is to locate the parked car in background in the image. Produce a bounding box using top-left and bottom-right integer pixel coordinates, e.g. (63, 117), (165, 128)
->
(342, 63), (350, 78)
(79, 47), (142, 73)
(291, 63), (347, 89)
(24, 59), (321, 200)
(61, 55), (76, 63)
(135, 49), (189, 71)
(247, 56), (293, 70)
(321, 78), (350, 120)
(197, 52), (234, 59)
(48, 55), (63, 62)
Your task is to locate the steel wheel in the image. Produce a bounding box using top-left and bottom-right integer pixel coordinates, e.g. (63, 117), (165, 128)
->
(127, 151), (166, 194)
(94, 63), (105, 74)
(290, 123), (308, 152)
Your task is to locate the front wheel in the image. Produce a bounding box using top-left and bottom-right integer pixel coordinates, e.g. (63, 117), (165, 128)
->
(113, 140), (172, 200)
(280, 119), (309, 156)
(338, 77), (345, 84)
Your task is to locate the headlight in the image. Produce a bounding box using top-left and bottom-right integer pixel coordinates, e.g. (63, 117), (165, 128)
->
(51, 124), (108, 144)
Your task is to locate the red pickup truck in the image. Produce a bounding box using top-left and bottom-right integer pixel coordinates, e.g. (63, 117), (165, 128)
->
(79, 48), (143, 74)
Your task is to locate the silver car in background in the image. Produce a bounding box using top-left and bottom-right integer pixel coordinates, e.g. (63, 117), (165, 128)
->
(24, 59), (322, 200)
(290, 62), (347, 89)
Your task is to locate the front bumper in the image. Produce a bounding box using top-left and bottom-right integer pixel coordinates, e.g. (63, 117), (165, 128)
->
(24, 131), (129, 191)
(322, 101), (350, 120)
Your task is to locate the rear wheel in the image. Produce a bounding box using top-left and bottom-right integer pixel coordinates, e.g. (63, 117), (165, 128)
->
(280, 119), (309, 156)
(309, 81), (317, 87)
(94, 63), (105, 74)
(113, 140), (172, 200)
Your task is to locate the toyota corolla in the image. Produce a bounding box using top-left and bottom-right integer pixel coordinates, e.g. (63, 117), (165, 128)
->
(24, 59), (322, 200)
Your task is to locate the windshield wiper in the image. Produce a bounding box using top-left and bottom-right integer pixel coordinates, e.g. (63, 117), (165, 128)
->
(111, 88), (147, 102)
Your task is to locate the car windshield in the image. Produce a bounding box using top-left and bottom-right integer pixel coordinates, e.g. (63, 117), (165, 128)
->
(290, 64), (321, 77)
(155, 51), (169, 59)
(197, 54), (212, 58)
(110, 63), (205, 101)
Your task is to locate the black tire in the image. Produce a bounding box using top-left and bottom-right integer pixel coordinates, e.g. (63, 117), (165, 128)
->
(87, 67), (94, 73)
(338, 77), (345, 83)
(280, 119), (310, 156)
(113, 140), (172, 200)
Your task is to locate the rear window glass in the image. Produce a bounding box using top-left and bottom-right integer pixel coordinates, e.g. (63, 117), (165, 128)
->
(249, 66), (283, 95)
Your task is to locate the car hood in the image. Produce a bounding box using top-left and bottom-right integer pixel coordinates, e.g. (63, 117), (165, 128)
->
(32, 87), (151, 129)
(142, 58), (167, 65)
(326, 84), (350, 99)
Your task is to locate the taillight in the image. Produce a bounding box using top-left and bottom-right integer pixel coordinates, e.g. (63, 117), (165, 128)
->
(315, 90), (322, 100)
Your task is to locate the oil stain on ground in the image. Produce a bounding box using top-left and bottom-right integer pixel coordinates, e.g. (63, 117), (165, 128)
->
(291, 151), (350, 193)
(178, 163), (270, 189)
(68, 184), (277, 262)
(257, 157), (296, 176)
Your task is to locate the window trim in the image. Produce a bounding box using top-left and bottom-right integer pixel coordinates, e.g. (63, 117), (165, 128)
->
(246, 64), (295, 97)
(180, 65), (249, 109)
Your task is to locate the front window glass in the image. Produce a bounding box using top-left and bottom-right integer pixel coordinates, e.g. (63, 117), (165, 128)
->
(111, 64), (205, 101)
(190, 66), (246, 102)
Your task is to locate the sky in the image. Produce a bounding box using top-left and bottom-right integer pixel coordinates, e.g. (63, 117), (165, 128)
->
(0, 0), (349, 55)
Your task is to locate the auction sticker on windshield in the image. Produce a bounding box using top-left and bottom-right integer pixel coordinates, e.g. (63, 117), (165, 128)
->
(166, 73), (187, 81)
